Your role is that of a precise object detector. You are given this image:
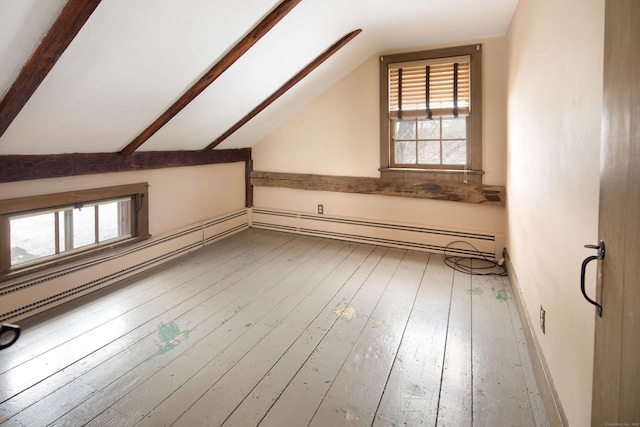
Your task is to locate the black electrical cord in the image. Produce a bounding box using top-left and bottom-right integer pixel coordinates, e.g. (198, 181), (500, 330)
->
(443, 240), (507, 276)
(0, 323), (21, 350)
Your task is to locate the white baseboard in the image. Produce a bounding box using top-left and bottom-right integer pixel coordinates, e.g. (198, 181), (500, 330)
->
(251, 208), (504, 259)
(505, 251), (568, 427)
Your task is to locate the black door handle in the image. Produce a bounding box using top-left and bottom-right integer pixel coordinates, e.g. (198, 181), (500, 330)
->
(0, 323), (21, 350)
(581, 240), (604, 317)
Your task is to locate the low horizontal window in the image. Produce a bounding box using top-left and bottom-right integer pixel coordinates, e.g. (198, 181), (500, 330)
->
(10, 198), (132, 267)
(1, 183), (149, 280)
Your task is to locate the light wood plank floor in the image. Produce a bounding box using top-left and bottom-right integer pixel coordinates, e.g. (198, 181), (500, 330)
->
(0, 229), (549, 426)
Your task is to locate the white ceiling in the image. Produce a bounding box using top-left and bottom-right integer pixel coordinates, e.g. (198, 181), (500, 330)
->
(0, 0), (517, 155)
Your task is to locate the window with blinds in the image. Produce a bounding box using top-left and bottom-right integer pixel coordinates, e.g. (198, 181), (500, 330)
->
(380, 44), (482, 177)
(389, 56), (470, 119)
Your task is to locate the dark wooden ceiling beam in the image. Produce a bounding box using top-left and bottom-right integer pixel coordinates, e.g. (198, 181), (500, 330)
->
(0, 0), (102, 139)
(0, 149), (251, 183)
(120, 0), (302, 156)
(203, 29), (362, 151)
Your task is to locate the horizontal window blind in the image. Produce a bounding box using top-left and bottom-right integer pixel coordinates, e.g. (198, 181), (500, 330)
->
(389, 56), (470, 119)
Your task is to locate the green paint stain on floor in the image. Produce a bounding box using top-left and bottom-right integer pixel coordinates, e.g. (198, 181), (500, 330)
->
(471, 287), (484, 296)
(155, 321), (190, 355)
(491, 286), (511, 302)
(234, 303), (249, 314)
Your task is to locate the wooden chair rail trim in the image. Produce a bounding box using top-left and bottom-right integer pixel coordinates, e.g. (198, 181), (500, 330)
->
(250, 171), (505, 205)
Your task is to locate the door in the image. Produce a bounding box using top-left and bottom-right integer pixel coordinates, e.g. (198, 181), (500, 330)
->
(591, 0), (640, 425)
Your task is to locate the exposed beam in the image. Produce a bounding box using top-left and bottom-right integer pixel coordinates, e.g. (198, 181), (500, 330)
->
(0, 0), (102, 139)
(250, 171), (506, 205)
(120, 0), (302, 156)
(0, 149), (251, 183)
(245, 159), (254, 208)
(204, 29), (362, 151)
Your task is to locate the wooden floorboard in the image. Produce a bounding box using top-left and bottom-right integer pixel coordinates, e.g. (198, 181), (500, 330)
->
(471, 272), (534, 427)
(0, 229), (281, 376)
(0, 229), (549, 426)
(257, 247), (401, 427)
(220, 245), (388, 427)
(216, 243), (372, 424)
(373, 253), (453, 426)
(437, 262), (473, 426)
(308, 250), (429, 426)
(57, 234), (325, 426)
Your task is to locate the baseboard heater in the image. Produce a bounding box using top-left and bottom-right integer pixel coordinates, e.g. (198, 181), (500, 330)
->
(252, 208), (503, 260)
(0, 209), (249, 323)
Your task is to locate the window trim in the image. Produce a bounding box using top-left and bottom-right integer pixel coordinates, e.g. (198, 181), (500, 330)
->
(0, 183), (150, 281)
(380, 44), (483, 183)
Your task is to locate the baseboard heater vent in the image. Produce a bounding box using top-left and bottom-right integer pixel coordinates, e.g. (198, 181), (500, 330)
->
(252, 208), (502, 260)
(0, 209), (249, 323)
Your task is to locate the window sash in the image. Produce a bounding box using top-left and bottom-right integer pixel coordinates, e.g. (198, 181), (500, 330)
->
(391, 116), (469, 168)
(9, 198), (132, 268)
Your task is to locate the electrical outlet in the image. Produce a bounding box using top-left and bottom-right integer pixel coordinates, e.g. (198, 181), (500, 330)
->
(317, 204), (324, 214)
(540, 305), (546, 334)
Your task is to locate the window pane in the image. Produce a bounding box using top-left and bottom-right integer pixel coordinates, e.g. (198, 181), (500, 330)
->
(418, 141), (441, 164)
(417, 118), (440, 139)
(395, 141), (416, 164)
(10, 213), (56, 265)
(393, 119), (416, 140)
(73, 206), (96, 249)
(59, 210), (72, 252)
(442, 116), (467, 139)
(118, 200), (131, 237)
(99, 199), (130, 242)
(443, 140), (467, 165)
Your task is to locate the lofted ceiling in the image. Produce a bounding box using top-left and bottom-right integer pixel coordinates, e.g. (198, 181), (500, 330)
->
(0, 0), (517, 156)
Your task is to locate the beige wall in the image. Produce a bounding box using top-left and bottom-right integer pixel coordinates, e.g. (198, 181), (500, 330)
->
(506, 0), (604, 425)
(253, 37), (508, 238)
(0, 162), (246, 236)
